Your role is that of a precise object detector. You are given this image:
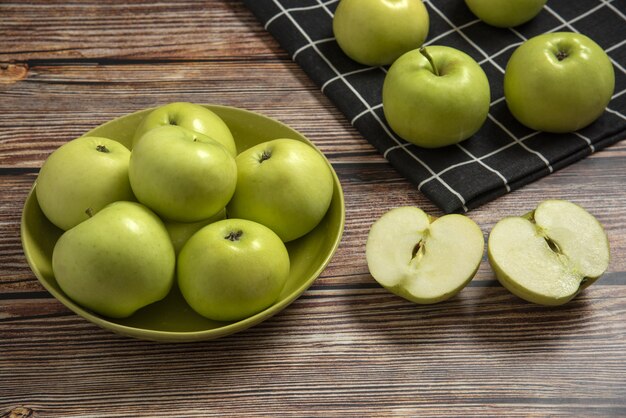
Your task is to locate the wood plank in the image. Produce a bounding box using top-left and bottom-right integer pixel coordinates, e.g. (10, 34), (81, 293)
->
(0, 1), (283, 61)
(0, 61), (377, 168)
(1, 286), (625, 416)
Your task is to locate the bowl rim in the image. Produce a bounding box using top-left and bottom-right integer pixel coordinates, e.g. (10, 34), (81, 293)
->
(20, 103), (346, 342)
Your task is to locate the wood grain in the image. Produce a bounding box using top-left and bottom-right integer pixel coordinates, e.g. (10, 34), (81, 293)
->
(1, 1), (625, 416)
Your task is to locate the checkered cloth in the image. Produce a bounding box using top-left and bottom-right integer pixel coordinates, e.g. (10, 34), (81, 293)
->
(243, 0), (626, 213)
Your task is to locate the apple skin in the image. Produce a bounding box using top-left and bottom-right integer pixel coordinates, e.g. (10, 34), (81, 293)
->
(383, 46), (490, 148)
(177, 218), (290, 322)
(133, 102), (237, 157)
(164, 208), (226, 255)
(129, 125), (237, 223)
(227, 138), (334, 242)
(465, 0), (546, 28)
(504, 32), (615, 133)
(333, 0), (429, 67)
(52, 201), (176, 318)
(36, 136), (135, 231)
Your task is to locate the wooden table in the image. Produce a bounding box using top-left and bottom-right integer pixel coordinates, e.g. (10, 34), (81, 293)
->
(2, 2), (625, 416)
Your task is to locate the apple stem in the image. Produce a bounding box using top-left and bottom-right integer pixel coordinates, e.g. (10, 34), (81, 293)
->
(96, 145), (110, 153)
(85, 207), (94, 218)
(259, 150), (272, 163)
(419, 47), (439, 77)
(556, 50), (568, 61)
(225, 230), (243, 241)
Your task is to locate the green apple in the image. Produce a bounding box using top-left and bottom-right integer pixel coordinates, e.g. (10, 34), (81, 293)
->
(383, 46), (490, 148)
(465, 0), (546, 28)
(227, 138), (334, 242)
(164, 208), (226, 254)
(52, 201), (176, 318)
(333, 0), (429, 66)
(36, 136), (135, 231)
(504, 32), (615, 133)
(488, 200), (610, 306)
(129, 125), (237, 223)
(366, 206), (484, 304)
(133, 102), (236, 157)
(178, 218), (290, 322)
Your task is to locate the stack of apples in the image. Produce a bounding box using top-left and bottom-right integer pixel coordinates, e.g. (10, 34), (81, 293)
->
(333, 0), (613, 305)
(35, 102), (335, 322)
(333, 0), (615, 147)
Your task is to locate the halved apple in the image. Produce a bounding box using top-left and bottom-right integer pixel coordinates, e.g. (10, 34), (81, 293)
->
(488, 199), (610, 306)
(365, 206), (484, 304)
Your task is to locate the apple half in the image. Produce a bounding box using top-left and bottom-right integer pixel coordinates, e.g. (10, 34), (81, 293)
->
(365, 206), (484, 304)
(488, 200), (610, 306)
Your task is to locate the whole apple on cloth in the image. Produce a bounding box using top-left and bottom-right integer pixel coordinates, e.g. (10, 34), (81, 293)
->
(244, 0), (626, 213)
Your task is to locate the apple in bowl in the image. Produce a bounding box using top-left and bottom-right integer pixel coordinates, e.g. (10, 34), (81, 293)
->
(35, 136), (135, 231)
(227, 138), (335, 242)
(133, 101), (237, 156)
(129, 125), (237, 223)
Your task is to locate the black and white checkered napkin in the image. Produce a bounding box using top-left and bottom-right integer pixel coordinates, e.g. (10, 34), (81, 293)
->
(243, 0), (626, 213)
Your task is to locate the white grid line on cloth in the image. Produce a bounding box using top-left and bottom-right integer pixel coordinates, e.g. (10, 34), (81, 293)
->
(321, 66), (381, 93)
(410, 131), (542, 190)
(293, 37), (334, 60)
(478, 42), (523, 66)
(269, 0), (469, 210)
(352, 104), (383, 126)
(575, 132), (596, 152)
(316, 0), (335, 18)
(457, 143), (511, 192)
(426, 1), (507, 74)
(607, 107), (626, 121)
(424, 18), (481, 46)
(601, 0), (626, 21)
(264, 0), (338, 30)
(487, 114), (553, 172)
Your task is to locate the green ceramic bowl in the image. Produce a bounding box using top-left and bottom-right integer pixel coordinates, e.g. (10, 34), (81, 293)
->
(21, 105), (345, 342)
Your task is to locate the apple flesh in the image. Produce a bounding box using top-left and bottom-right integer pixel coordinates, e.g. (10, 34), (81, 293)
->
(133, 102), (237, 157)
(177, 218), (291, 322)
(52, 201), (176, 318)
(488, 200), (610, 305)
(366, 206), (484, 304)
(332, 0), (429, 67)
(383, 46), (490, 148)
(504, 32), (615, 133)
(129, 125), (237, 223)
(465, 0), (546, 28)
(36, 136), (135, 231)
